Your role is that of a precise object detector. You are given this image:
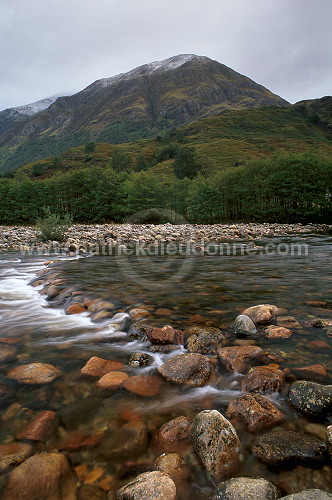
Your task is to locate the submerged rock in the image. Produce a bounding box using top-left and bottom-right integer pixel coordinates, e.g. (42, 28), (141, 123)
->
(80, 356), (124, 377)
(154, 452), (189, 483)
(252, 429), (327, 466)
(265, 325), (292, 339)
(96, 371), (129, 390)
(211, 477), (279, 500)
(291, 364), (328, 383)
(2, 452), (76, 500)
(326, 426), (332, 457)
(116, 471), (176, 500)
(226, 393), (284, 433)
(16, 410), (57, 441)
(158, 353), (212, 386)
(218, 345), (265, 374)
(0, 345), (17, 363)
(123, 375), (162, 397)
(191, 410), (241, 481)
(288, 381), (332, 416)
(98, 421), (148, 460)
(278, 465), (332, 496)
(0, 442), (33, 473)
(7, 363), (62, 384)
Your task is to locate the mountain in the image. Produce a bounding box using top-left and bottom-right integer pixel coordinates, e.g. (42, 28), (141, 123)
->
(0, 54), (289, 172)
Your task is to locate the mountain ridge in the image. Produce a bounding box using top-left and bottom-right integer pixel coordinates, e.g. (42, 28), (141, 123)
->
(0, 54), (289, 172)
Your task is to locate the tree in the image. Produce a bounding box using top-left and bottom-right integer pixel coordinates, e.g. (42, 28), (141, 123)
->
(84, 141), (96, 154)
(110, 149), (132, 172)
(173, 146), (201, 179)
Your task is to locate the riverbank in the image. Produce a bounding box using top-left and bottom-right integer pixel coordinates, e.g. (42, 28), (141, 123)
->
(0, 222), (331, 253)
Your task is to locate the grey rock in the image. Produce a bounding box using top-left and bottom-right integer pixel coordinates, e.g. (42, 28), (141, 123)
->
(232, 315), (257, 336)
(211, 477), (279, 499)
(158, 353), (212, 386)
(289, 381), (332, 416)
(185, 326), (226, 354)
(252, 430), (327, 466)
(191, 410), (241, 481)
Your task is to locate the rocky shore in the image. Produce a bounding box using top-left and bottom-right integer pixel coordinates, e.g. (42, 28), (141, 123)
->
(0, 222), (331, 253)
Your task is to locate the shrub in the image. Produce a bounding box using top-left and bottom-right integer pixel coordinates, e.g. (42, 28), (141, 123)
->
(36, 207), (73, 242)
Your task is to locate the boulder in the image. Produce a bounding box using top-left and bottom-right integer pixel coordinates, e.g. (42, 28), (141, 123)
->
(242, 365), (285, 393)
(7, 363), (61, 384)
(211, 477), (279, 499)
(226, 393), (284, 432)
(116, 471), (176, 500)
(2, 452), (76, 500)
(81, 356), (124, 377)
(232, 315), (257, 336)
(242, 304), (279, 324)
(65, 303), (86, 314)
(154, 416), (192, 454)
(146, 325), (184, 345)
(288, 381), (332, 416)
(252, 429), (327, 466)
(0, 443), (33, 473)
(191, 410), (241, 481)
(185, 326), (226, 354)
(218, 346), (265, 374)
(158, 353), (212, 386)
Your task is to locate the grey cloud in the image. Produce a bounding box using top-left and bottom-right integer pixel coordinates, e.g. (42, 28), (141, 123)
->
(0, 0), (331, 110)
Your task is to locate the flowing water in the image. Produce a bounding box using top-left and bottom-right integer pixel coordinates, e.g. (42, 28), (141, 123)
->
(0, 235), (332, 497)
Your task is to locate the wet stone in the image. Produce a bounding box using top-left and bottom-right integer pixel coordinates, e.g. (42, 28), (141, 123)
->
(225, 393), (284, 433)
(2, 452), (76, 500)
(265, 325), (292, 339)
(123, 375), (162, 397)
(0, 442), (33, 473)
(16, 410), (57, 441)
(98, 421), (148, 460)
(154, 452), (189, 482)
(81, 356), (124, 377)
(146, 325), (184, 345)
(211, 477), (279, 500)
(232, 315), (257, 336)
(252, 429), (327, 466)
(242, 304), (279, 324)
(242, 365), (285, 393)
(326, 426), (332, 457)
(96, 371), (129, 390)
(291, 364), (328, 383)
(154, 416), (192, 454)
(218, 345), (265, 374)
(116, 471), (176, 500)
(279, 491), (332, 499)
(191, 410), (241, 481)
(7, 363), (62, 384)
(128, 352), (154, 367)
(185, 325), (226, 354)
(278, 465), (332, 497)
(78, 484), (107, 500)
(288, 381), (332, 416)
(0, 345), (17, 363)
(158, 353), (212, 386)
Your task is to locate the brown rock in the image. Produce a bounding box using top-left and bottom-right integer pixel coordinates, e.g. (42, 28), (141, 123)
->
(242, 304), (279, 324)
(0, 442), (33, 473)
(65, 303), (86, 314)
(278, 465), (332, 496)
(16, 411), (57, 441)
(78, 484), (107, 500)
(2, 452), (76, 500)
(158, 353), (212, 386)
(117, 471), (176, 500)
(7, 363), (62, 384)
(154, 416), (192, 454)
(265, 325), (292, 339)
(129, 308), (150, 319)
(226, 393), (284, 432)
(57, 430), (102, 451)
(81, 356), (124, 377)
(327, 426), (332, 456)
(96, 371), (129, 390)
(146, 325), (184, 345)
(191, 410), (241, 481)
(307, 340), (331, 349)
(242, 365), (285, 393)
(123, 375), (162, 397)
(292, 364), (328, 383)
(0, 345), (17, 363)
(277, 316), (302, 329)
(155, 452), (189, 484)
(218, 345), (265, 374)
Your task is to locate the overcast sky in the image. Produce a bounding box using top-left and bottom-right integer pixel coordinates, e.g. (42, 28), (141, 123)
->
(1, 0), (331, 111)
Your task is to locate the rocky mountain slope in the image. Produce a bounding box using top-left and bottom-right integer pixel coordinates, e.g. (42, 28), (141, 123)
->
(0, 54), (289, 172)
